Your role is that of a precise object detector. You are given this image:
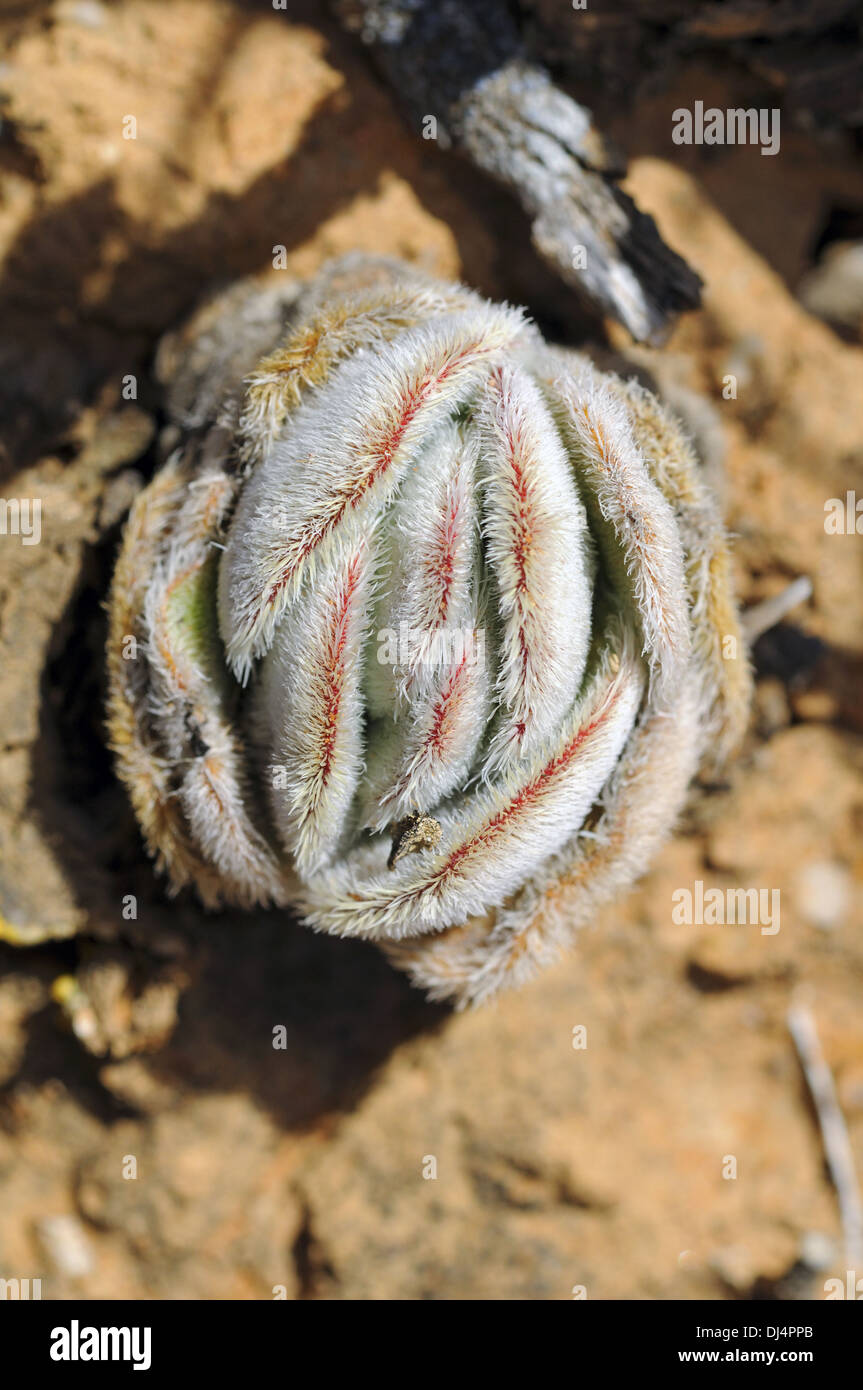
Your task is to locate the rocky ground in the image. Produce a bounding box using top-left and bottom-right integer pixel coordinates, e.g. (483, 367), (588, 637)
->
(0, 0), (861, 1300)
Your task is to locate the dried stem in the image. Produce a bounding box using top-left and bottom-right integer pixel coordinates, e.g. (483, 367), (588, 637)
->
(788, 997), (863, 1270)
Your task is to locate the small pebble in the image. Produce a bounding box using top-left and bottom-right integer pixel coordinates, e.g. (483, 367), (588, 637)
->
(799, 1231), (836, 1271)
(709, 1244), (753, 1292)
(38, 1214), (94, 1279)
(793, 860), (852, 930)
(56, 1), (107, 29)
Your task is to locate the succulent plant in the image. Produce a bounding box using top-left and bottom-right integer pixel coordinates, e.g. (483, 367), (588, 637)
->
(107, 256), (750, 1006)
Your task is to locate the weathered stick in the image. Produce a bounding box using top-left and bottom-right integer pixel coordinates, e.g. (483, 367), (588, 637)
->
(334, 0), (702, 342)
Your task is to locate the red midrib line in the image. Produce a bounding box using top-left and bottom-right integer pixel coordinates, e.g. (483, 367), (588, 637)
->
(499, 373), (533, 724)
(259, 334), (498, 622)
(403, 685), (619, 898)
(427, 492), (461, 627)
(314, 551), (362, 794)
(424, 654), (469, 757)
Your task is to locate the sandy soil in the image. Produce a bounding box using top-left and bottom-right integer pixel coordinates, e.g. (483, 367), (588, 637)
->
(0, 0), (861, 1300)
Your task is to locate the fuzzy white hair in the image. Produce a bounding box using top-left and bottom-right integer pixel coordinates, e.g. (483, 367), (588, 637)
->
(107, 257), (751, 1005)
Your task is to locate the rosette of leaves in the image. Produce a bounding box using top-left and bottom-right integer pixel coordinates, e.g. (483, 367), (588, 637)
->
(107, 257), (750, 1006)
